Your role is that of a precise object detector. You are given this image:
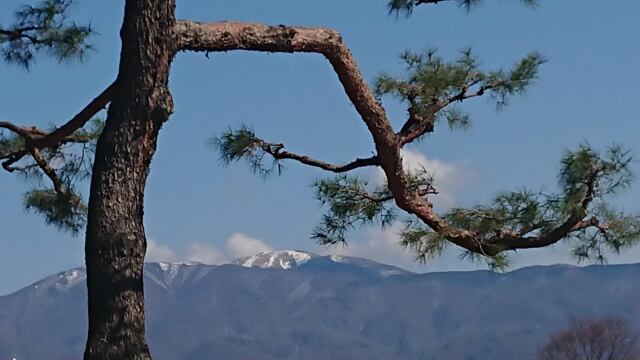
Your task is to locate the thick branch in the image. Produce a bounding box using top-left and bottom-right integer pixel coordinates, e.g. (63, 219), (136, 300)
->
(397, 111), (435, 146)
(0, 82), (113, 148)
(174, 20), (480, 252)
(177, 20), (410, 204)
(175, 20), (591, 259)
(0, 121), (38, 139)
(176, 21), (396, 146)
(1, 82), (113, 195)
(480, 172), (602, 254)
(1, 82), (113, 170)
(31, 81), (115, 148)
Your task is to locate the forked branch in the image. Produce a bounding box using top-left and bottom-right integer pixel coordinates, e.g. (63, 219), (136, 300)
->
(176, 20), (635, 263)
(0, 82), (114, 195)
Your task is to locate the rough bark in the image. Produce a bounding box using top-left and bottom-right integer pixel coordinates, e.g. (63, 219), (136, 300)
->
(83, 0), (176, 359)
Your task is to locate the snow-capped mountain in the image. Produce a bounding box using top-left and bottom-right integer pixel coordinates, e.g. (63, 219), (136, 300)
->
(1, 253), (639, 360)
(231, 250), (411, 276)
(233, 250), (314, 269)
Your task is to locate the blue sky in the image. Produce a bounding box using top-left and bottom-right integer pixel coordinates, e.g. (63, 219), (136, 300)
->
(1, 0), (639, 295)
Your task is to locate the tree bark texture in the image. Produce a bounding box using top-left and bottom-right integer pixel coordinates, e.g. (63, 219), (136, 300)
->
(84, 0), (176, 359)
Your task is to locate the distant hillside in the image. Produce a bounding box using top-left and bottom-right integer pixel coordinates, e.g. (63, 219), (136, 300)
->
(1, 251), (639, 360)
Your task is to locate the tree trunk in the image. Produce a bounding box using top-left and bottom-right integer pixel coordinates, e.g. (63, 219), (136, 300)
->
(84, 1), (176, 359)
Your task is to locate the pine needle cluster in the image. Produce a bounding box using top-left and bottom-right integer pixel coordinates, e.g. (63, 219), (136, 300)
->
(0, 118), (103, 233)
(388, 0), (539, 16)
(0, 0), (92, 68)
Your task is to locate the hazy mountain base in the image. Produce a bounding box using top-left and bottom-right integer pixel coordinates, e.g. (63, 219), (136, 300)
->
(0, 254), (639, 360)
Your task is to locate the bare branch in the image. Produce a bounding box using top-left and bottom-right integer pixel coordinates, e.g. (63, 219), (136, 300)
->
(255, 139), (379, 173)
(0, 81), (114, 148)
(30, 148), (66, 194)
(1, 149), (28, 172)
(0, 121), (38, 139)
(32, 81), (115, 148)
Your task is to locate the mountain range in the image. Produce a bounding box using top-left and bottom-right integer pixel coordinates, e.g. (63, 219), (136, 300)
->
(1, 250), (639, 360)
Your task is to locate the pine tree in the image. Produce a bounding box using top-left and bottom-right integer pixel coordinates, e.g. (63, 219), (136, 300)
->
(1, 0), (638, 359)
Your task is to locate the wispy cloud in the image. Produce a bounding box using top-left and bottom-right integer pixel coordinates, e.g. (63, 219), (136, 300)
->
(147, 239), (180, 263)
(226, 233), (273, 258)
(146, 233), (273, 264)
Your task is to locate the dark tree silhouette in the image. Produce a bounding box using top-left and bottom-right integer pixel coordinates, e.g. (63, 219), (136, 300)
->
(538, 318), (640, 360)
(1, 0), (639, 359)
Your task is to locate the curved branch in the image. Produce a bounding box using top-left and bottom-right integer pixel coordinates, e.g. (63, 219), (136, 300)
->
(275, 151), (379, 173)
(1, 81), (114, 149)
(176, 20), (595, 260)
(30, 148), (66, 194)
(31, 81), (115, 148)
(0, 121), (37, 139)
(256, 139), (379, 173)
(174, 20), (479, 252)
(175, 21), (396, 146)
(1, 82), (113, 195)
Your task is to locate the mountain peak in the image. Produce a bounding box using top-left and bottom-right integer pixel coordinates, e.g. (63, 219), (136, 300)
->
(232, 250), (315, 269)
(230, 250), (413, 276)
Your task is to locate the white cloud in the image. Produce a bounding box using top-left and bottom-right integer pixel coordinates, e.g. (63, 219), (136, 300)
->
(147, 239), (179, 262)
(146, 233), (274, 265)
(225, 233), (273, 259)
(185, 243), (226, 264)
(373, 148), (471, 210)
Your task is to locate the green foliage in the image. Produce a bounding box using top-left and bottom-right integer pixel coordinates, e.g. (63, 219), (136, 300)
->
(559, 143), (634, 203)
(24, 188), (87, 233)
(388, 0), (539, 15)
(208, 2), (638, 271)
(569, 203), (640, 263)
(399, 218), (512, 270)
(485, 53), (546, 109)
(406, 144), (638, 265)
(311, 175), (397, 245)
(375, 49), (545, 135)
(0, 0), (92, 68)
(1, 118), (103, 233)
(446, 190), (548, 237)
(399, 220), (447, 262)
(311, 170), (435, 245)
(460, 249), (511, 272)
(0, 132), (26, 155)
(211, 125), (283, 178)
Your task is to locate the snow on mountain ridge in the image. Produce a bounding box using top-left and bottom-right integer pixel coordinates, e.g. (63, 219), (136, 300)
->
(22, 250), (410, 294)
(230, 250), (412, 276)
(55, 269), (86, 289)
(235, 250), (313, 269)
